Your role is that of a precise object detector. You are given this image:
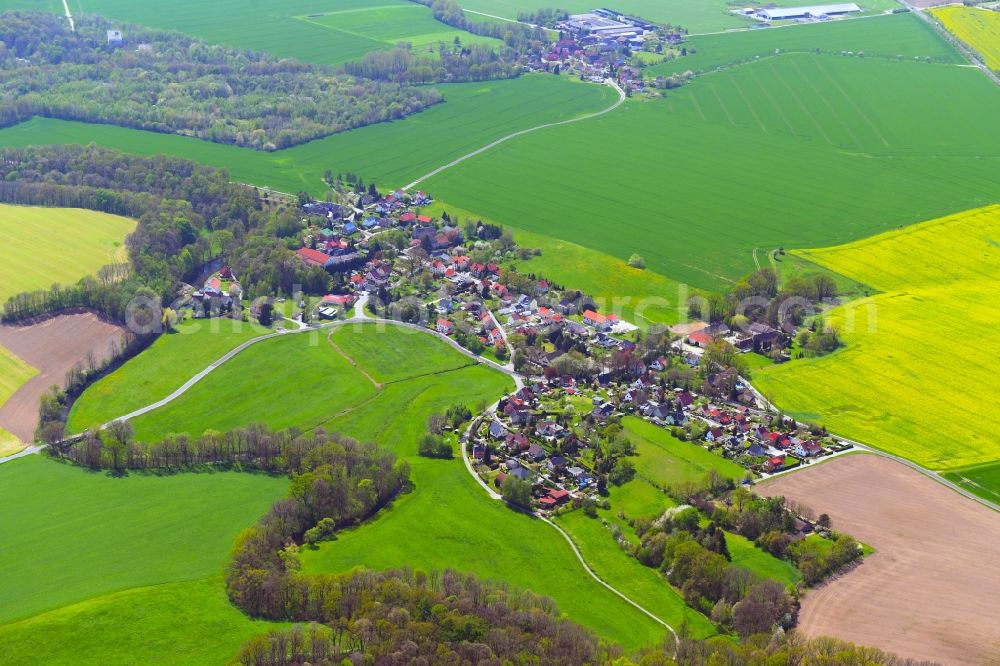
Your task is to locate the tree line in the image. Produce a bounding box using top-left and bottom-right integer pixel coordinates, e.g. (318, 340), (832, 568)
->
(0, 11), (440, 150)
(225, 436), (410, 620)
(0, 145), (343, 325)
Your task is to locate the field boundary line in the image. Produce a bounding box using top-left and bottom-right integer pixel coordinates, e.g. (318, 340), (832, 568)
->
(402, 78), (626, 191)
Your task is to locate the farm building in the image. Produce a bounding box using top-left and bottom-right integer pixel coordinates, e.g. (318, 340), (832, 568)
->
(754, 3), (861, 20)
(106, 30), (123, 46)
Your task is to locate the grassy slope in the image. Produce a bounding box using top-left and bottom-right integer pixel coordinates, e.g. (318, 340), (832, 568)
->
(932, 5), (1000, 72)
(650, 13), (960, 77)
(293, 326), (686, 648)
(424, 52), (1000, 291)
(302, 456), (676, 649)
(0, 205), (135, 303)
(623, 416), (745, 488)
(68, 318), (270, 432)
(0, 578), (285, 666)
(0, 75), (611, 196)
(0, 455), (286, 625)
(553, 510), (717, 638)
(725, 531), (801, 585)
(755, 205), (1000, 470)
(125, 330), (379, 441)
(328, 323), (471, 384)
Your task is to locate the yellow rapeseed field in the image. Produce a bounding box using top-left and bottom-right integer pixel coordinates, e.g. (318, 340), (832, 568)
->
(755, 205), (1000, 470)
(933, 5), (1000, 72)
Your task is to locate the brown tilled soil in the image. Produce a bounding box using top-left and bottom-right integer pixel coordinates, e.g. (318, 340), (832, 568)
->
(759, 454), (1000, 666)
(0, 312), (124, 441)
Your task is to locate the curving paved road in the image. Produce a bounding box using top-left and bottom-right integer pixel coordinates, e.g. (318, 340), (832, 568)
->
(459, 410), (680, 653)
(402, 78), (627, 191)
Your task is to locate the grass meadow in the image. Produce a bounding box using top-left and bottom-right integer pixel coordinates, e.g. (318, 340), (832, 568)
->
(933, 5), (1000, 72)
(553, 510), (717, 638)
(124, 329), (381, 441)
(0, 455), (286, 625)
(725, 531), (801, 585)
(68, 318), (272, 433)
(0, 205), (134, 304)
(623, 417), (745, 489)
(942, 462), (1000, 505)
(649, 13), (960, 77)
(0, 578), (287, 666)
(754, 205), (1000, 470)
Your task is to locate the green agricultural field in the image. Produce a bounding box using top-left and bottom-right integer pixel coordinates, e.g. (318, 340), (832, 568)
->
(649, 13), (960, 77)
(942, 462), (1000, 505)
(0, 205), (135, 304)
(298, 2), (501, 57)
(327, 323), (472, 384)
(0, 343), (35, 411)
(302, 455), (681, 649)
(623, 417), (746, 489)
(125, 330), (380, 441)
(0, 0), (487, 65)
(0, 75), (611, 197)
(118, 324), (516, 445)
(725, 531), (801, 585)
(553, 510), (716, 638)
(754, 205), (1000, 470)
(0, 455), (286, 625)
(68, 318), (271, 432)
(423, 54), (1000, 290)
(0, 578), (285, 666)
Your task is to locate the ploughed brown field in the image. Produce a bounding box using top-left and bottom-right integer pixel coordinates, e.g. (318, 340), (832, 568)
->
(0, 312), (124, 441)
(759, 454), (1000, 666)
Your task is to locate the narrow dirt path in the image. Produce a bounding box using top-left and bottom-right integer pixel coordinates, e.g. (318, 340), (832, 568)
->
(325, 330), (381, 389)
(402, 78), (627, 191)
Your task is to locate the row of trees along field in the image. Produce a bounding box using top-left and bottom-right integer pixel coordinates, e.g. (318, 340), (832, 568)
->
(45, 420), (919, 664)
(0, 11), (440, 150)
(0, 145), (339, 325)
(343, 0), (551, 84)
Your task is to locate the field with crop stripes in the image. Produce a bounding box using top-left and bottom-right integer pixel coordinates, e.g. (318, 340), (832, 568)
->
(755, 205), (1000, 470)
(424, 54), (1000, 290)
(0, 205), (134, 304)
(0, 0), (491, 65)
(298, 2), (501, 55)
(648, 13), (960, 77)
(932, 5), (1000, 72)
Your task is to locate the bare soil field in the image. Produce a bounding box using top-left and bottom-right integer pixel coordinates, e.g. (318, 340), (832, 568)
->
(0, 313), (124, 441)
(760, 454), (1000, 666)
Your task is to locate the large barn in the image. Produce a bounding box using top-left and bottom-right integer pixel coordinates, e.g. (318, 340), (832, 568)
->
(755, 3), (861, 20)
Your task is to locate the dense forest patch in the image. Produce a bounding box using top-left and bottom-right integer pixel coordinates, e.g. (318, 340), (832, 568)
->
(0, 11), (440, 149)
